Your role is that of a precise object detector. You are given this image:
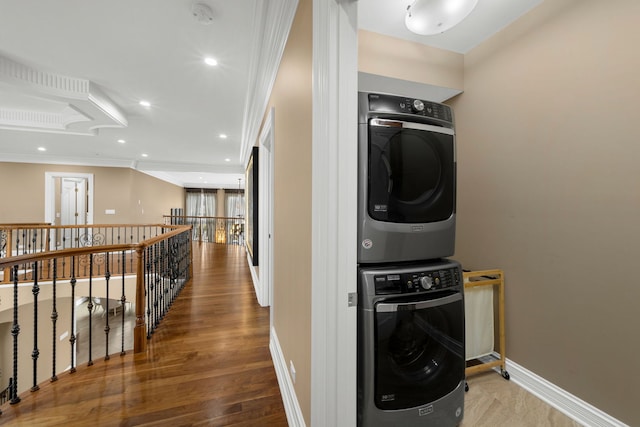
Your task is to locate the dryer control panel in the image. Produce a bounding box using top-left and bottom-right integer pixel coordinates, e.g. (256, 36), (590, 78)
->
(374, 267), (461, 295)
(368, 93), (453, 123)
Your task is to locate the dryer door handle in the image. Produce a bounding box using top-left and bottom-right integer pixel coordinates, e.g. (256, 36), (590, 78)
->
(376, 292), (461, 313)
(369, 119), (455, 136)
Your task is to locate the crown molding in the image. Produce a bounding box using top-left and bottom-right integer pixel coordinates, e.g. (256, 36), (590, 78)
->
(239, 0), (299, 167)
(0, 153), (133, 168)
(0, 55), (127, 135)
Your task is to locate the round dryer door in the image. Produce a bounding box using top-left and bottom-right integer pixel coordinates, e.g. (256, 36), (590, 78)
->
(368, 119), (455, 223)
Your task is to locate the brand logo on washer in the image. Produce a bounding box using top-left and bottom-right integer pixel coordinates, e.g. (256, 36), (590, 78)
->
(418, 405), (434, 417)
(362, 239), (373, 249)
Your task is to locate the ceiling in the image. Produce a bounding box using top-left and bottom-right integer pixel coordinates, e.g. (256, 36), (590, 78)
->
(0, 0), (541, 189)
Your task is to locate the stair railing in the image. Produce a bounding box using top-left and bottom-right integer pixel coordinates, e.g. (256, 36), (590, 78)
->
(0, 223), (191, 408)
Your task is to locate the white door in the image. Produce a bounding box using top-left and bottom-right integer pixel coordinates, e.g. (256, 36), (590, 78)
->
(45, 172), (93, 249)
(61, 178), (87, 244)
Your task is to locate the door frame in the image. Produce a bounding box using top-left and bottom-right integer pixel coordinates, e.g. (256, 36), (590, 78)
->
(258, 107), (275, 308)
(45, 172), (94, 225)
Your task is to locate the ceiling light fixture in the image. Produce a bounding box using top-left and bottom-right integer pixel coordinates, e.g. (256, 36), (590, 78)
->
(204, 57), (218, 66)
(117, 139), (126, 144)
(219, 134), (227, 139)
(142, 153), (149, 157)
(405, 0), (478, 35)
(224, 158), (230, 162)
(139, 100), (151, 107)
(37, 147), (46, 151)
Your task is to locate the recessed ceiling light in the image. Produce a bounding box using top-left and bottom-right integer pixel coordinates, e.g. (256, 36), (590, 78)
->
(139, 100), (151, 107)
(219, 134), (227, 139)
(117, 139), (126, 144)
(38, 147), (46, 151)
(225, 158), (230, 162)
(141, 153), (149, 157)
(204, 57), (218, 66)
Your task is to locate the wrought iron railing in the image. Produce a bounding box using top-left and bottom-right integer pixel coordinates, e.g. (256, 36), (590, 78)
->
(163, 215), (244, 245)
(0, 224), (191, 409)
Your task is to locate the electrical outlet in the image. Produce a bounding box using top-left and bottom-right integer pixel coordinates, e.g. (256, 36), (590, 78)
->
(289, 360), (296, 384)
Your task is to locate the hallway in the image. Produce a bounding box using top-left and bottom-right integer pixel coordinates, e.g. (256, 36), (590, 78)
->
(0, 243), (287, 426)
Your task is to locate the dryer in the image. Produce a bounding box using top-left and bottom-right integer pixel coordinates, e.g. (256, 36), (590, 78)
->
(358, 92), (456, 263)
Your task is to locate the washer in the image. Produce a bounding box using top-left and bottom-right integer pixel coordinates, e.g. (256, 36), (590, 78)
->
(358, 91), (457, 263)
(358, 259), (465, 426)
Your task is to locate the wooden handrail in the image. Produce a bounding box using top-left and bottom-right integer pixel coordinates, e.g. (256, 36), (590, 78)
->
(0, 223), (51, 227)
(0, 224), (192, 354)
(0, 226), (191, 269)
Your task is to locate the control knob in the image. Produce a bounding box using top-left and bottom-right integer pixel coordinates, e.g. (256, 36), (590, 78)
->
(412, 99), (425, 112)
(420, 276), (433, 290)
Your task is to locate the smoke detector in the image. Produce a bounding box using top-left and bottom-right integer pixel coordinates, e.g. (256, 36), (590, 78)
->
(192, 2), (214, 25)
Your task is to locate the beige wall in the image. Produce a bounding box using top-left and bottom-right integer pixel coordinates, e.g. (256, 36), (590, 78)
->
(358, 29), (464, 91)
(264, 0), (313, 423)
(449, 0), (640, 424)
(0, 162), (184, 224)
(0, 298), (73, 397)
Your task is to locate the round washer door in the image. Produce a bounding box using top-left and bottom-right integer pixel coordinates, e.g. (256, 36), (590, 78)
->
(374, 292), (464, 410)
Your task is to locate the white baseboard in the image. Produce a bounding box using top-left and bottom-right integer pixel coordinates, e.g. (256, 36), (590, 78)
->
(503, 357), (629, 427)
(270, 327), (306, 427)
(246, 253), (264, 306)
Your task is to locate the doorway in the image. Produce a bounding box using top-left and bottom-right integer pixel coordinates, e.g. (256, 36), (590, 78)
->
(44, 172), (94, 248)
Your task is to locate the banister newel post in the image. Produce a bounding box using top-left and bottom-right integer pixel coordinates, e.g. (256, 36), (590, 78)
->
(133, 246), (147, 353)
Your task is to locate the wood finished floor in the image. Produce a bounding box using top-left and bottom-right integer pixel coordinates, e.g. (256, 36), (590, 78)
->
(1, 243), (581, 426)
(0, 243), (287, 426)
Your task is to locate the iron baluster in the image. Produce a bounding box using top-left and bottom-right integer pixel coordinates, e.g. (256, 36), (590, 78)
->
(145, 247), (152, 338)
(10, 265), (21, 404)
(51, 259), (59, 382)
(152, 244), (157, 328)
(87, 253), (94, 366)
(170, 236), (178, 305)
(120, 250), (127, 356)
(104, 252), (111, 361)
(155, 244), (161, 327)
(31, 261), (40, 392)
(69, 257), (77, 373)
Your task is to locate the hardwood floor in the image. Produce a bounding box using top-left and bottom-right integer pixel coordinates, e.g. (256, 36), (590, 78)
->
(0, 243), (287, 426)
(1, 242), (581, 426)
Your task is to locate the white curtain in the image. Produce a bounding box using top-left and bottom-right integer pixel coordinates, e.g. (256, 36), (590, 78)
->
(186, 192), (201, 239)
(225, 192), (244, 218)
(186, 190), (216, 241)
(203, 192), (215, 242)
(225, 192), (244, 244)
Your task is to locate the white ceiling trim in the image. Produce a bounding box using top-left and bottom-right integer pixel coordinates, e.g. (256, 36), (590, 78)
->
(239, 0), (299, 167)
(0, 152), (134, 168)
(0, 55), (127, 135)
(135, 161), (244, 174)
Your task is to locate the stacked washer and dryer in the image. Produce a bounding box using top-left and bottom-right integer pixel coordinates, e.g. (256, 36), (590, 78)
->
(357, 92), (465, 426)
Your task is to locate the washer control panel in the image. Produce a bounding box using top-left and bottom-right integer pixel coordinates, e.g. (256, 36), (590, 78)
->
(374, 267), (461, 295)
(368, 93), (453, 123)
